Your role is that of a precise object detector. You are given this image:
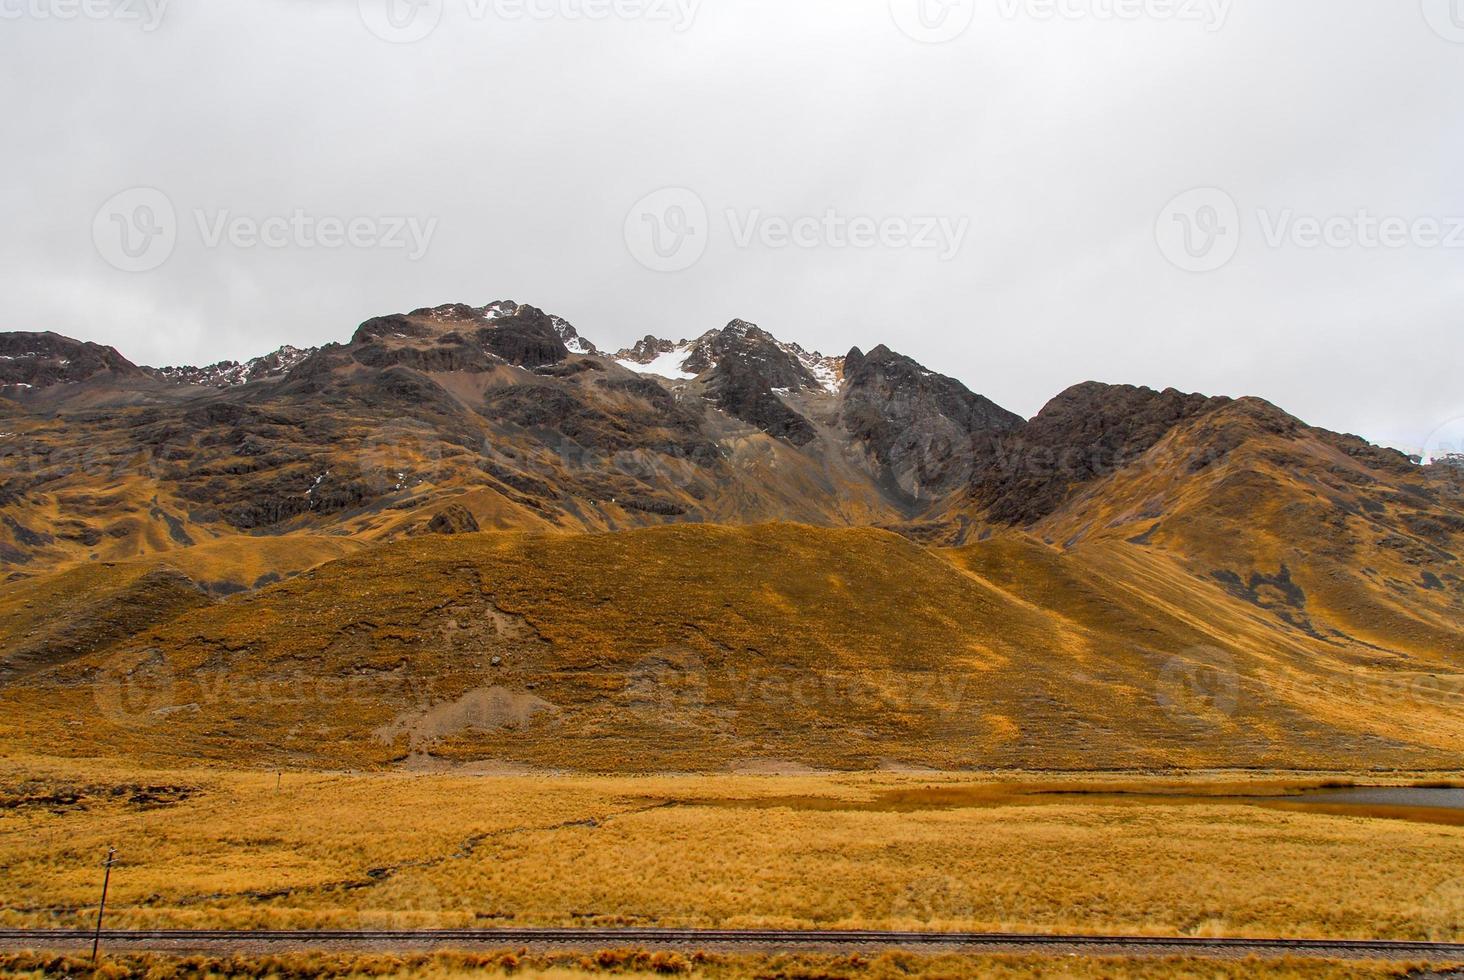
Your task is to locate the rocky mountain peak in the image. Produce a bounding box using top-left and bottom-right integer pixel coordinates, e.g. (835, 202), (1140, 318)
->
(612, 320), (843, 395)
(966, 381), (1231, 525)
(616, 336), (684, 365)
(550, 314), (596, 355)
(0, 332), (145, 390)
(486, 301), (600, 355)
(840, 343), (1023, 504)
(699, 321), (818, 390)
(349, 301), (571, 370)
(154, 345), (316, 388)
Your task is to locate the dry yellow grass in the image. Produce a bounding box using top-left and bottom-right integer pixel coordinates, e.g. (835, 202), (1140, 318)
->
(6, 524), (1464, 773)
(0, 949), (1438, 979)
(5, 760), (1464, 943)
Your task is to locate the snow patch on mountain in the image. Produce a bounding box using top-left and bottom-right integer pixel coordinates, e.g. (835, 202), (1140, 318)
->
(797, 351), (843, 395)
(157, 345), (315, 388)
(617, 345), (702, 381)
(478, 300), (598, 355)
(550, 315), (597, 355)
(613, 323), (846, 393)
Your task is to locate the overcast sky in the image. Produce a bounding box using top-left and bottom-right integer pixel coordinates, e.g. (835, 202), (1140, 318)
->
(2, 0), (1462, 453)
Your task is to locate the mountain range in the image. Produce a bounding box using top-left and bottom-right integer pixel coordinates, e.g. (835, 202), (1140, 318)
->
(1, 301), (1460, 772)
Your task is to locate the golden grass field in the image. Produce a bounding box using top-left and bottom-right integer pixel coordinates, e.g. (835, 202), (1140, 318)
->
(6, 524), (1464, 776)
(5, 758), (1464, 948)
(0, 949), (1446, 980)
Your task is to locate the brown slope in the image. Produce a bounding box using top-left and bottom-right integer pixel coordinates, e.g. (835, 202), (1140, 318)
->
(1, 305), (1012, 581)
(944, 532), (1464, 766)
(842, 344), (1024, 507)
(4, 523), (1463, 772)
(1024, 397), (1464, 662)
(0, 331), (148, 389)
(0, 562), (213, 683)
(960, 381), (1229, 528)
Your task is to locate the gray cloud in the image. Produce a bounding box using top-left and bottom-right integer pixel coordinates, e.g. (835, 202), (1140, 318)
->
(1, 0), (1461, 453)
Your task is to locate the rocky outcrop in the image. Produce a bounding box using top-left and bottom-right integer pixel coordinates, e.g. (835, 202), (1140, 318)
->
(970, 382), (1228, 524)
(616, 336), (682, 365)
(550, 314), (597, 355)
(7, 299), (1451, 600)
(839, 344), (1021, 503)
(0, 332), (146, 389)
(351, 303), (570, 369)
(696, 321), (820, 445)
(154, 346), (315, 388)
(427, 503), (481, 535)
(479, 305), (571, 367)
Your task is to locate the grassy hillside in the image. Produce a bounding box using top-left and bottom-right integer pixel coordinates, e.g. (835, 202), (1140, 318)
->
(1023, 399), (1464, 661)
(0, 533), (364, 679)
(4, 523), (1462, 772)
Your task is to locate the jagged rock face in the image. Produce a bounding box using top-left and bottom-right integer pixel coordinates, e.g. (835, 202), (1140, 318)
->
(617, 336), (682, 364)
(698, 321), (819, 391)
(482, 375), (714, 460)
(842, 344), (1023, 502)
(29, 300), (1419, 583)
(550, 315), (596, 355)
(0, 332), (144, 389)
(610, 321), (836, 445)
(478, 300), (597, 357)
(350, 303), (570, 370)
(699, 321), (820, 446)
(970, 381), (1229, 525)
(613, 321), (842, 391)
(478, 305), (571, 367)
(427, 503), (480, 535)
(154, 346), (315, 388)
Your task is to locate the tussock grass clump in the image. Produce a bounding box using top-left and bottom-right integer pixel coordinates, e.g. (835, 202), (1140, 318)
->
(0, 951), (1439, 980)
(6, 761), (1464, 944)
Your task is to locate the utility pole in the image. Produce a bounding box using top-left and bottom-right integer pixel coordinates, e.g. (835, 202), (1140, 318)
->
(91, 847), (116, 966)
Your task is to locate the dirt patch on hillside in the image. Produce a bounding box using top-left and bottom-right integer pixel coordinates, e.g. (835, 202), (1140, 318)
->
(374, 686), (561, 754)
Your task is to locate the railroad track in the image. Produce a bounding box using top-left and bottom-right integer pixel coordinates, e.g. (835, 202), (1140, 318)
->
(3, 928), (1464, 961)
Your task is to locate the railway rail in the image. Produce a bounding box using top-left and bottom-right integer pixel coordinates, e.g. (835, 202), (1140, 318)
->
(2, 928), (1464, 962)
